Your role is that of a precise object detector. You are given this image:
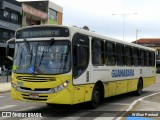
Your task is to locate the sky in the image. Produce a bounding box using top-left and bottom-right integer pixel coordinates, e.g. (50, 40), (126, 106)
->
(51, 0), (160, 43)
(19, 0), (160, 43)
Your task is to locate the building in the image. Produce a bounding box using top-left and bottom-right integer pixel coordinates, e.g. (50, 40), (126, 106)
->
(21, 0), (63, 27)
(133, 38), (160, 60)
(0, 0), (63, 67)
(0, 0), (22, 66)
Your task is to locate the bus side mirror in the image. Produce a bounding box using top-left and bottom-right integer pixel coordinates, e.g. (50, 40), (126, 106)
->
(6, 38), (15, 61)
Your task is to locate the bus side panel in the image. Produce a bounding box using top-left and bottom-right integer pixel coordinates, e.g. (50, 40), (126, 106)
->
(128, 79), (138, 92)
(103, 82), (109, 97)
(142, 67), (156, 88)
(108, 82), (116, 97)
(73, 67), (91, 104)
(11, 86), (19, 100)
(116, 80), (128, 95)
(84, 84), (94, 102)
(143, 76), (156, 88)
(73, 86), (85, 104)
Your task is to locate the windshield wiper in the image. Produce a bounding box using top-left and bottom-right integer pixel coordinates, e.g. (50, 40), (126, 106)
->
(23, 39), (31, 55)
(48, 38), (55, 48)
(39, 38), (55, 67)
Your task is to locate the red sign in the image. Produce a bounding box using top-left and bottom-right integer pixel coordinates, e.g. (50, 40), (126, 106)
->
(22, 4), (48, 20)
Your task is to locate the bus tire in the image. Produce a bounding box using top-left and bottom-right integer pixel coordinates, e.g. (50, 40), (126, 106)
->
(135, 79), (143, 96)
(89, 85), (101, 109)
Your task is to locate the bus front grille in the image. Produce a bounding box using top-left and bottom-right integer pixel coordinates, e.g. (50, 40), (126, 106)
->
(16, 76), (56, 82)
(20, 87), (51, 91)
(23, 98), (47, 101)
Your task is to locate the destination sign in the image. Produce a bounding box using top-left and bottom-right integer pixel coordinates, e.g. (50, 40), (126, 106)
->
(16, 27), (69, 39)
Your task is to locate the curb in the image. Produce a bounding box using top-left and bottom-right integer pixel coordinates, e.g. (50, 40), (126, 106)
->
(0, 82), (11, 93)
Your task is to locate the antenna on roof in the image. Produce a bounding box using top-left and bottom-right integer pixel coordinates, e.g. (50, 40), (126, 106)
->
(83, 26), (89, 31)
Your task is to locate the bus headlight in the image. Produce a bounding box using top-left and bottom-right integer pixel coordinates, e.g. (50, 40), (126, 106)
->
(50, 80), (70, 93)
(11, 81), (17, 90)
(63, 80), (70, 87)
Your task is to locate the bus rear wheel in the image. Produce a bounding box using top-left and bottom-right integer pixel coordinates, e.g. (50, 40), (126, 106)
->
(89, 85), (101, 109)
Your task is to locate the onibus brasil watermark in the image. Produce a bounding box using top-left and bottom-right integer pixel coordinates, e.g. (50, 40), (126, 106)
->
(1, 112), (42, 118)
(128, 111), (160, 117)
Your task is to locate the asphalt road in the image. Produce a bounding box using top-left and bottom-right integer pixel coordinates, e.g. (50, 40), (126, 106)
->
(0, 75), (160, 120)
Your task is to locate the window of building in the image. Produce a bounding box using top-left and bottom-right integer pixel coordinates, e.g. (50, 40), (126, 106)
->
(105, 41), (115, 65)
(11, 13), (18, 20)
(10, 33), (15, 38)
(0, 29), (15, 40)
(73, 34), (89, 78)
(3, 11), (10, 18)
(3, 10), (19, 24)
(92, 38), (104, 65)
(3, 31), (9, 38)
(0, 30), (2, 37)
(49, 9), (57, 21)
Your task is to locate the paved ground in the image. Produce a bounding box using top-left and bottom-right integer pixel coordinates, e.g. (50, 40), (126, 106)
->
(118, 92), (160, 120)
(0, 75), (160, 120)
(0, 75), (11, 93)
(0, 82), (10, 93)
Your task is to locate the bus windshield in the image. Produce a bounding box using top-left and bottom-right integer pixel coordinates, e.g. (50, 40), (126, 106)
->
(13, 40), (71, 74)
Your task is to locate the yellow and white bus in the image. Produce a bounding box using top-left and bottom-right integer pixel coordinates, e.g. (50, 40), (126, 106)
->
(6, 25), (156, 108)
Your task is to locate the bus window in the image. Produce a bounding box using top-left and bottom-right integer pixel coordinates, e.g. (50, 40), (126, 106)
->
(105, 41), (115, 65)
(92, 38), (104, 65)
(125, 46), (132, 66)
(138, 49), (141, 66)
(156, 60), (160, 73)
(150, 51), (155, 66)
(144, 51), (149, 66)
(133, 48), (139, 66)
(73, 34), (89, 78)
(116, 44), (124, 66)
(140, 50), (145, 66)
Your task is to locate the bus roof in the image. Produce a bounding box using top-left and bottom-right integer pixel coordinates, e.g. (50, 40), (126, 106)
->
(68, 25), (155, 51)
(16, 25), (155, 51)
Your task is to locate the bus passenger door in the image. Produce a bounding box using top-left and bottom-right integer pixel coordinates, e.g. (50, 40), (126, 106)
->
(72, 33), (90, 104)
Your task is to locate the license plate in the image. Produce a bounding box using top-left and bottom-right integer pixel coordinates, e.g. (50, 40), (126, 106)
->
(29, 94), (39, 99)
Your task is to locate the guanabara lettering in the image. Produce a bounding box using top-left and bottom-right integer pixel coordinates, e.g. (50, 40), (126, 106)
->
(112, 69), (134, 78)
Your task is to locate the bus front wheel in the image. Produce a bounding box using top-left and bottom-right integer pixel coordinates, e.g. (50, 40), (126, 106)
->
(89, 85), (100, 109)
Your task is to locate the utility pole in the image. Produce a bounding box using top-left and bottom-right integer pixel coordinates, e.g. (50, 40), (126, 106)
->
(112, 13), (137, 41)
(136, 29), (141, 44)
